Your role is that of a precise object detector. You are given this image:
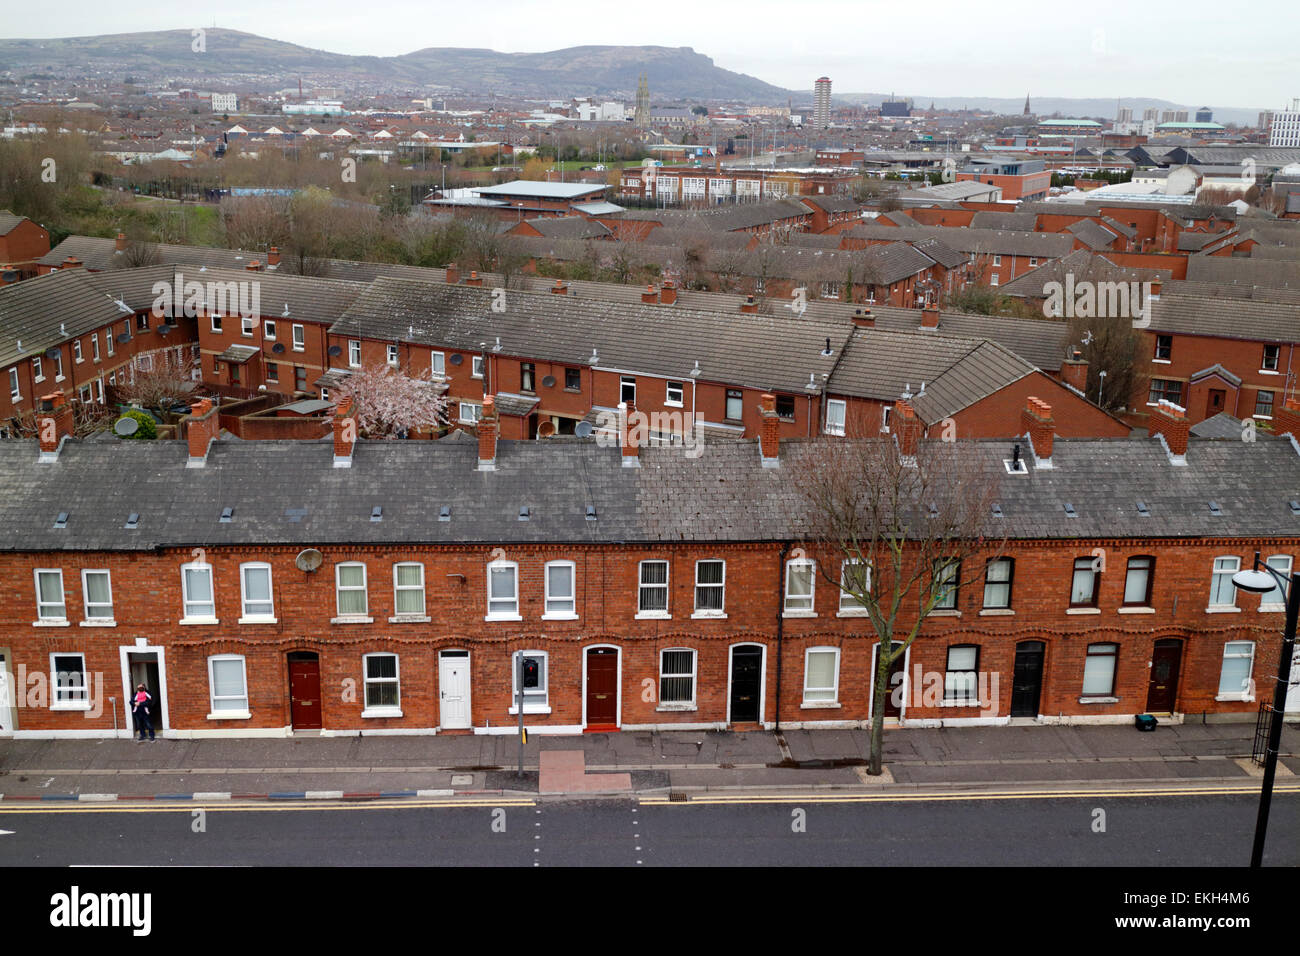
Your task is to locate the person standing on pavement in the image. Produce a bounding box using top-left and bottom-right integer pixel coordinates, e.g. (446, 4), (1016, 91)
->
(133, 683), (156, 741)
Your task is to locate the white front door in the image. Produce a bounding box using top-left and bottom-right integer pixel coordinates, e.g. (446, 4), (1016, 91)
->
(0, 651), (12, 733)
(439, 652), (471, 729)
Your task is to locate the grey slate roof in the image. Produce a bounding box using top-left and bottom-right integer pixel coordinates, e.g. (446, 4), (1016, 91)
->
(1066, 219), (1120, 250)
(969, 212), (1037, 232)
(0, 269), (131, 368)
(3, 435), (1296, 551)
(1184, 256), (1300, 291)
(1146, 293), (1300, 343)
(999, 250), (1173, 299)
(328, 278), (851, 396)
(848, 224), (1075, 259)
(0, 211), (31, 235)
(518, 216), (612, 240)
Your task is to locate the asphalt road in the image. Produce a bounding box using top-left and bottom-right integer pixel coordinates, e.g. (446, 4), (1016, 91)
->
(2, 790), (1296, 867)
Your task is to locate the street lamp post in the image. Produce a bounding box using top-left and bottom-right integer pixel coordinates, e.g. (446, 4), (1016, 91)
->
(1232, 550), (1299, 867)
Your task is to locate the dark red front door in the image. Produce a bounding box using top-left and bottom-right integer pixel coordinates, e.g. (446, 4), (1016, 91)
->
(1146, 640), (1182, 713)
(586, 648), (618, 727)
(289, 656), (322, 729)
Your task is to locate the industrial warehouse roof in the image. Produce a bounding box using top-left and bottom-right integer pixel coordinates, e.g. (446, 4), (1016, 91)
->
(1, 434), (1295, 551)
(474, 180), (608, 199)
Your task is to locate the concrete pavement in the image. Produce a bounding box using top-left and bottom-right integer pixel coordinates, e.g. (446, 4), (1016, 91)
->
(0, 721), (1296, 801)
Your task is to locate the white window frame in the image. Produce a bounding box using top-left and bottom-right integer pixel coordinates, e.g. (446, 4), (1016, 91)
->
(263, 319), (276, 340)
(206, 654), (250, 718)
(510, 649), (549, 713)
(1260, 555), (1292, 610)
(1216, 641), (1255, 701)
(362, 652), (402, 717)
(637, 559), (670, 618)
(387, 344), (399, 367)
(486, 560), (520, 620)
(34, 568), (67, 623)
(825, 398), (846, 436)
(8, 367), (19, 401)
(839, 559), (870, 615)
(543, 560), (577, 619)
(32, 356), (43, 383)
(334, 561), (371, 622)
(944, 644), (979, 704)
(693, 559), (726, 618)
(292, 323), (305, 351)
(106, 330), (115, 356)
(784, 558), (816, 615)
(666, 381), (684, 407)
(181, 561), (217, 623)
(391, 562), (427, 620)
(459, 401), (481, 425)
(431, 351), (446, 378)
(471, 355), (484, 379)
(621, 376), (636, 405)
(73, 340), (83, 363)
(81, 569), (114, 623)
(92, 334), (101, 362)
(238, 561), (276, 622)
(50, 652), (89, 710)
(348, 340), (362, 368)
(1208, 555), (1240, 610)
(210, 314), (223, 334)
(658, 648), (697, 709)
(803, 646), (840, 705)
(241, 315), (256, 337)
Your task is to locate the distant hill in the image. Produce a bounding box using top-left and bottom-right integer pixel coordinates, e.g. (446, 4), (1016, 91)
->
(837, 93), (1263, 127)
(0, 29), (794, 102)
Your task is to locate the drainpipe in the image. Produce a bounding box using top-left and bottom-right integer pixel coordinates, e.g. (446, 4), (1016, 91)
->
(774, 541), (791, 733)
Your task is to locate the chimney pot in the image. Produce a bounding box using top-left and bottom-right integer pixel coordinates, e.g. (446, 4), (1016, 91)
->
(267, 246), (281, 267)
(1020, 396), (1054, 461)
(895, 399), (922, 456)
(62, 256), (82, 269)
(920, 304), (940, 328)
(465, 271), (484, 287)
(186, 398), (219, 464)
(641, 285), (660, 305)
(115, 233), (127, 252)
(37, 391), (74, 457)
(759, 392), (780, 465)
(444, 262), (460, 285)
(1061, 350), (1089, 393)
(332, 395), (356, 466)
(660, 280), (678, 305)
(246, 260), (262, 272)
(740, 295), (759, 314)
(551, 279), (568, 295)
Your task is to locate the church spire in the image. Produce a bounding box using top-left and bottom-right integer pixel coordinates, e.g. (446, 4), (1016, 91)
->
(1024, 93), (1032, 116)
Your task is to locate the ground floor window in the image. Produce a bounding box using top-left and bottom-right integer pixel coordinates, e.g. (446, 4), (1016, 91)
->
(363, 653), (400, 714)
(803, 647), (840, 704)
(208, 655), (249, 715)
(659, 649), (696, 706)
(1217, 641), (1254, 699)
(1082, 643), (1118, 696)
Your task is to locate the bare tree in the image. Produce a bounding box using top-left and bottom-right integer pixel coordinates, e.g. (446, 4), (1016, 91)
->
(113, 354), (200, 419)
(792, 427), (1003, 775)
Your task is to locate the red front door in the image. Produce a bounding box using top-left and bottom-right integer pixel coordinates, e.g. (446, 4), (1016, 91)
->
(586, 648), (618, 728)
(289, 657), (322, 730)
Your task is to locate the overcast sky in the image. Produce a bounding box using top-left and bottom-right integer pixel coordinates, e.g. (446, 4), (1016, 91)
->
(5, 0), (1298, 108)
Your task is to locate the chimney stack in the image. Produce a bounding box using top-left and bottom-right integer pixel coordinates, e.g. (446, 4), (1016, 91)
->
(245, 259), (262, 272)
(477, 395), (497, 471)
(1020, 397), (1054, 464)
(37, 392), (74, 461)
(660, 279), (678, 305)
(465, 271), (484, 287)
(740, 295), (759, 314)
(1061, 348), (1089, 393)
(894, 399), (922, 457)
(115, 233), (127, 252)
(759, 392), (780, 467)
(185, 398), (220, 467)
(267, 246), (281, 267)
(333, 395), (356, 468)
(444, 262), (460, 285)
(641, 285), (659, 305)
(920, 303), (940, 329)
(852, 307), (874, 328)
(61, 256), (82, 270)
(619, 400), (640, 468)
(1273, 396), (1300, 440)
(1148, 399), (1189, 463)
(551, 279), (569, 295)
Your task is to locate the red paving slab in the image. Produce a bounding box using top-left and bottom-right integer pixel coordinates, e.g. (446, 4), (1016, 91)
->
(539, 750), (631, 793)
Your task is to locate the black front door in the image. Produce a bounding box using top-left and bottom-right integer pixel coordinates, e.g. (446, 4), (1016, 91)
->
(1146, 639), (1182, 713)
(1011, 641), (1045, 718)
(730, 646), (762, 723)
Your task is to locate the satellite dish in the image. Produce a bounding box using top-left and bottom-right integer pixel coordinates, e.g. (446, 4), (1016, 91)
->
(295, 548), (323, 572)
(541, 375), (556, 388)
(113, 417), (139, 436)
(327, 345), (342, 357)
(44, 347), (61, 359)
(272, 342), (285, 354)
(448, 353), (464, 366)
(575, 421), (594, 438)
(1, 271), (17, 282)
(157, 324), (171, 336)
(537, 420), (556, 438)
(116, 332), (131, 344)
